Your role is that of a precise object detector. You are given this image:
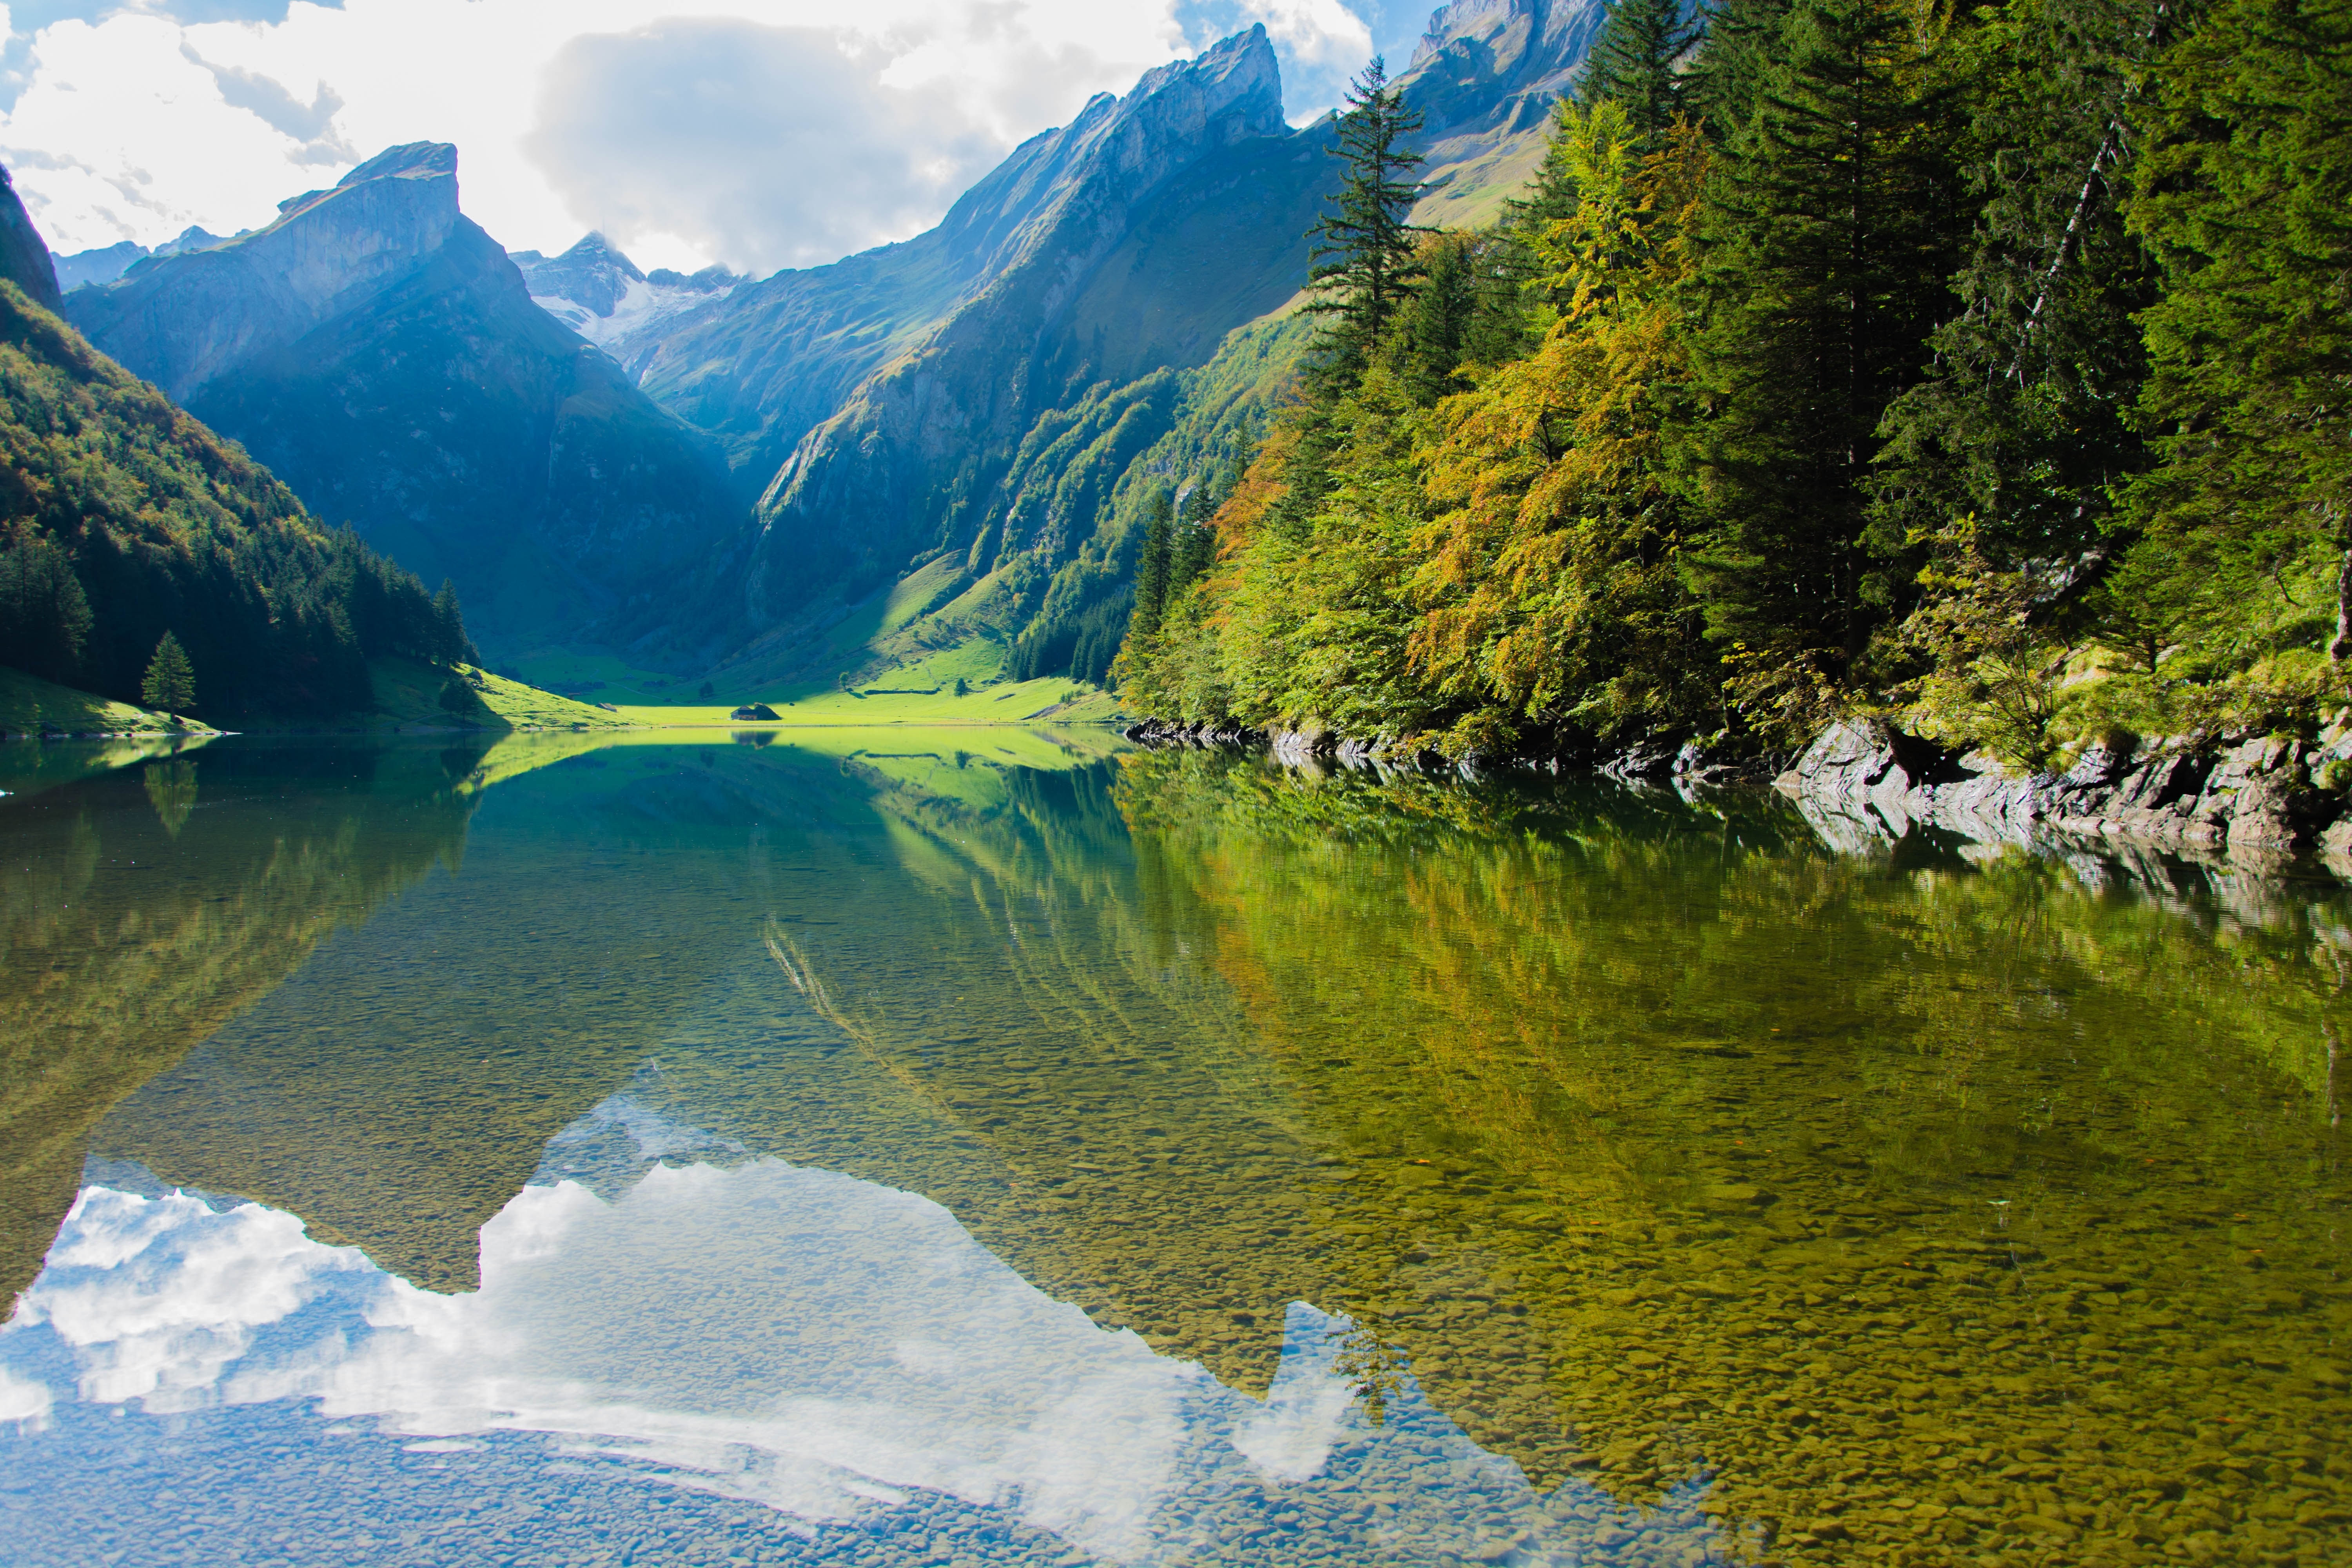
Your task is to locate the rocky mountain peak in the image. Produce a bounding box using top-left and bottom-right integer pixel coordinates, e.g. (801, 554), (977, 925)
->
(930, 25), (1287, 286)
(64, 141), (467, 401)
(338, 141), (458, 186)
(514, 232), (646, 318)
(1399, 0), (1604, 140)
(269, 140), (460, 232)
(515, 231), (739, 350)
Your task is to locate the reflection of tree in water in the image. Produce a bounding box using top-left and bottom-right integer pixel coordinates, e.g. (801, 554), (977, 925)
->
(0, 744), (485, 1307)
(1108, 749), (2352, 1564)
(141, 759), (198, 836)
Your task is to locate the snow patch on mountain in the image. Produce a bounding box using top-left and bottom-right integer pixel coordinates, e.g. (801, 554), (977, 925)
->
(512, 232), (738, 356)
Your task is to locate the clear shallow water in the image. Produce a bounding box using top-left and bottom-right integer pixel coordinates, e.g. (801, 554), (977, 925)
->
(0, 732), (2346, 1567)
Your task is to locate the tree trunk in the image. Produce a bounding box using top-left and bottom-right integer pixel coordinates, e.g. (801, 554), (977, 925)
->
(2332, 522), (2352, 667)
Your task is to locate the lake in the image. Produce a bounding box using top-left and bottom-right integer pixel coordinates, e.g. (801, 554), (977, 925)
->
(1, 730), (2345, 1567)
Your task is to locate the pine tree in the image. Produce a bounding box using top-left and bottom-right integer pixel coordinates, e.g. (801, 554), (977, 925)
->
(0, 525), (93, 683)
(2127, 0), (2352, 661)
(1511, 103), (1588, 233)
(1872, 0), (2173, 573)
(1688, 0), (1798, 135)
(141, 631), (196, 716)
(1580, 0), (1706, 150)
(1675, 0), (1968, 725)
(430, 577), (478, 666)
(1172, 479), (1220, 592)
(1394, 237), (1481, 405)
(1131, 486), (1177, 639)
(1305, 58), (1429, 392)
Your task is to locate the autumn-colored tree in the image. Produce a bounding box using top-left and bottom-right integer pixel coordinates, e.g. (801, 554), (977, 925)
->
(1410, 108), (1716, 753)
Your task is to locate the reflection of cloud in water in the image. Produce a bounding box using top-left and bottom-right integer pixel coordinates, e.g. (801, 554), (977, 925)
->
(2, 1098), (1734, 1566)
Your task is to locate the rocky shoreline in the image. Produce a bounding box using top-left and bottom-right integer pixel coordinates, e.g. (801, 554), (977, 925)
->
(1122, 714), (2352, 877)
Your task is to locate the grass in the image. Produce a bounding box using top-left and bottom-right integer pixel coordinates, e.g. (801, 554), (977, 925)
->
(0, 667), (178, 736)
(505, 634), (1135, 731)
(365, 658), (633, 732)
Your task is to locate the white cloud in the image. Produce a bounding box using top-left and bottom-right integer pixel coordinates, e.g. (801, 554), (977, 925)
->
(0, 0), (1389, 275)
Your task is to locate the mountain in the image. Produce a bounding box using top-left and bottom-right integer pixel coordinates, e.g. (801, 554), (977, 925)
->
(510, 233), (738, 357)
(62, 144), (748, 656)
(0, 167), (61, 314)
(0, 169), (471, 720)
(571, 2), (1601, 687)
(51, 241), (146, 292)
(49, 227), (240, 294)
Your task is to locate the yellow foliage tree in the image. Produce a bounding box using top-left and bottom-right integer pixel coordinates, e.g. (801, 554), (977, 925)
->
(1407, 107), (1716, 755)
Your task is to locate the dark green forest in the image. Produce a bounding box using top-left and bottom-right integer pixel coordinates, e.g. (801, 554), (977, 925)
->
(0, 281), (475, 722)
(1118, 0), (2352, 768)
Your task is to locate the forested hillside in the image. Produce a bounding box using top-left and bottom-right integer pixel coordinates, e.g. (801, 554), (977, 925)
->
(0, 273), (474, 722)
(1120, 0), (2352, 768)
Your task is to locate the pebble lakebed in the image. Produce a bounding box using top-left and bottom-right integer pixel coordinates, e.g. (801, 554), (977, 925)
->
(8, 738), (2346, 1565)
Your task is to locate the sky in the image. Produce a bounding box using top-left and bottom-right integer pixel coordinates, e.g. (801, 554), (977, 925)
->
(0, 0), (1443, 277)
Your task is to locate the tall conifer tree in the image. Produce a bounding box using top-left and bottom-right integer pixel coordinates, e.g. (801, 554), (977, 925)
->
(141, 631), (196, 715)
(1675, 0), (1967, 711)
(1131, 486), (1177, 638)
(2127, 0), (2352, 661)
(1172, 479), (1220, 592)
(1872, 0), (2174, 576)
(1580, 0), (1704, 149)
(1305, 58), (1428, 392)
(1688, 0), (1799, 134)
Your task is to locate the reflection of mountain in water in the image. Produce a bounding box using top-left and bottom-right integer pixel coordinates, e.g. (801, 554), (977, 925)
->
(58, 736), (2352, 1565)
(4, 1100), (1733, 1567)
(703, 748), (2352, 1558)
(82, 732), (1124, 1294)
(0, 741), (486, 1308)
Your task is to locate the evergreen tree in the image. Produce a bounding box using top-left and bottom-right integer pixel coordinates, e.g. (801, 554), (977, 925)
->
(1131, 486), (1177, 638)
(2127, 0), (2352, 661)
(1172, 478), (1221, 591)
(1873, 0), (2173, 573)
(1394, 237), (1481, 405)
(1305, 58), (1429, 392)
(141, 631), (196, 715)
(0, 525), (92, 683)
(430, 577), (478, 666)
(1511, 103), (1589, 232)
(1675, 0), (1968, 725)
(437, 675), (481, 716)
(1688, 0), (1799, 134)
(1580, 0), (1706, 150)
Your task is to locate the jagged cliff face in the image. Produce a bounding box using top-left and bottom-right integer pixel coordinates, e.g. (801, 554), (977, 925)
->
(607, 27), (1295, 515)
(1400, 0), (1608, 229)
(0, 167), (62, 314)
(64, 145), (747, 655)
